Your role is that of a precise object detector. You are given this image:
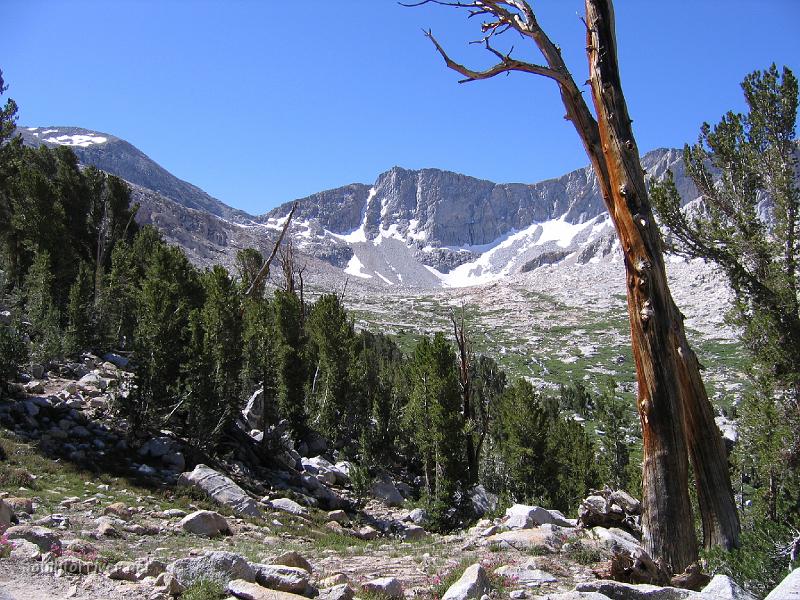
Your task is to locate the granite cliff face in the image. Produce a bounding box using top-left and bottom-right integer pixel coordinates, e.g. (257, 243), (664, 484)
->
(16, 125), (701, 287)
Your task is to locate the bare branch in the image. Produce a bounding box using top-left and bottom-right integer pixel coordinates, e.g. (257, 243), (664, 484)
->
(424, 29), (564, 84)
(244, 201), (297, 299)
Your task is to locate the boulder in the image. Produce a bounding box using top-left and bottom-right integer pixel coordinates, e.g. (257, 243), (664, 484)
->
(469, 485), (499, 517)
(405, 508), (428, 525)
(4, 525), (61, 552)
(102, 353), (129, 369)
(504, 504), (559, 529)
(486, 524), (570, 552)
(371, 476), (404, 507)
(108, 561), (139, 581)
(227, 579), (310, 600)
(254, 564), (315, 596)
(178, 464), (263, 518)
(4, 497), (33, 515)
(138, 558), (168, 579)
(155, 572), (185, 596)
(362, 577), (404, 599)
(320, 584), (354, 600)
(354, 525), (379, 541)
(494, 561), (557, 585)
(327, 510), (349, 525)
(10, 539), (41, 561)
(442, 564), (491, 600)
(400, 524), (428, 541)
(590, 526), (643, 555)
(575, 580), (697, 599)
(303, 431), (328, 457)
(179, 510), (231, 537)
(765, 567), (800, 599)
(321, 575), (350, 588)
(139, 436), (172, 458)
(274, 551), (312, 573)
(698, 575), (755, 600)
(243, 388), (264, 430)
(0, 499), (14, 526)
(168, 551), (256, 587)
(270, 498), (308, 516)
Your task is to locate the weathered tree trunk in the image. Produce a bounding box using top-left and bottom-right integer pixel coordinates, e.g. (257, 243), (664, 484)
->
(584, 0), (739, 558)
(417, 0), (740, 571)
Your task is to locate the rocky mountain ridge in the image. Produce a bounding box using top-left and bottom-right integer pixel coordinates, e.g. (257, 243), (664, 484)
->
(15, 125), (701, 288)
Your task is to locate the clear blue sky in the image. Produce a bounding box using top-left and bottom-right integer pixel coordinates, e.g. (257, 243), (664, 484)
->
(2, 1), (799, 215)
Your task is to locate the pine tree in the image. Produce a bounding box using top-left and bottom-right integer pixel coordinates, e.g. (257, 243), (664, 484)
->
(651, 65), (800, 530)
(307, 294), (357, 444)
(64, 261), (95, 355)
(23, 249), (62, 363)
(407, 333), (466, 528)
(273, 289), (307, 438)
(594, 377), (639, 491)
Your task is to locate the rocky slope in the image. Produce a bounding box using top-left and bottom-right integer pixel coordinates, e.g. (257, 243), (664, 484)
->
(1, 357), (790, 600)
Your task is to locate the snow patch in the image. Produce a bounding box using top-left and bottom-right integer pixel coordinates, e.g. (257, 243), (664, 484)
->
(332, 188), (376, 243)
(44, 133), (108, 147)
(344, 255), (372, 279)
(374, 272), (393, 285)
(41, 129), (59, 134)
(26, 127), (39, 131)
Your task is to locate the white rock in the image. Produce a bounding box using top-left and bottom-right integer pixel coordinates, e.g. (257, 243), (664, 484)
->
(765, 567), (800, 600)
(442, 564), (491, 600)
(699, 574), (756, 600)
(504, 504), (558, 529)
(362, 577), (404, 599)
(270, 498), (308, 516)
(179, 510), (231, 537)
(177, 464), (262, 518)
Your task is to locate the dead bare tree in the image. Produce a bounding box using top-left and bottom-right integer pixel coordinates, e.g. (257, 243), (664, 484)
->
(451, 306), (477, 484)
(407, 0), (739, 573)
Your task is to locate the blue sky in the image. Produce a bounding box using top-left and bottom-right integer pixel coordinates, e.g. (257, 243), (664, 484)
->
(2, 1), (799, 215)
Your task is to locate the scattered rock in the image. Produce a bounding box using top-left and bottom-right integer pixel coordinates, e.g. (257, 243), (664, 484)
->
(442, 564), (491, 600)
(108, 561), (139, 582)
(270, 498), (308, 516)
(470, 485), (499, 517)
(10, 539), (41, 561)
(504, 504), (559, 529)
(495, 561), (557, 586)
(138, 558), (168, 579)
(179, 510), (232, 537)
(370, 475), (404, 507)
(253, 564), (314, 595)
(698, 574), (756, 600)
(178, 464), (263, 518)
(362, 577), (404, 600)
(274, 551), (312, 574)
(227, 579), (309, 600)
(4, 497), (33, 515)
(168, 551), (256, 587)
(320, 584), (354, 600)
(765, 567), (800, 600)
(576, 580), (695, 599)
(0, 499), (14, 526)
(4, 525), (62, 552)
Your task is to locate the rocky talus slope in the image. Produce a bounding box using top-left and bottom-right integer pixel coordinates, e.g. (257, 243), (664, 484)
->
(0, 357), (794, 600)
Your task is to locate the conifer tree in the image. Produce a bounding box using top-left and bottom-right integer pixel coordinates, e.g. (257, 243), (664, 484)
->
(23, 249), (62, 363)
(307, 294), (357, 444)
(273, 289), (307, 438)
(65, 261), (95, 355)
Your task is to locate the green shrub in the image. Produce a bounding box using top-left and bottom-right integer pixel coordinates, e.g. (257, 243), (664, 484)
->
(181, 579), (226, 600)
(703, 518), (797, 599)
